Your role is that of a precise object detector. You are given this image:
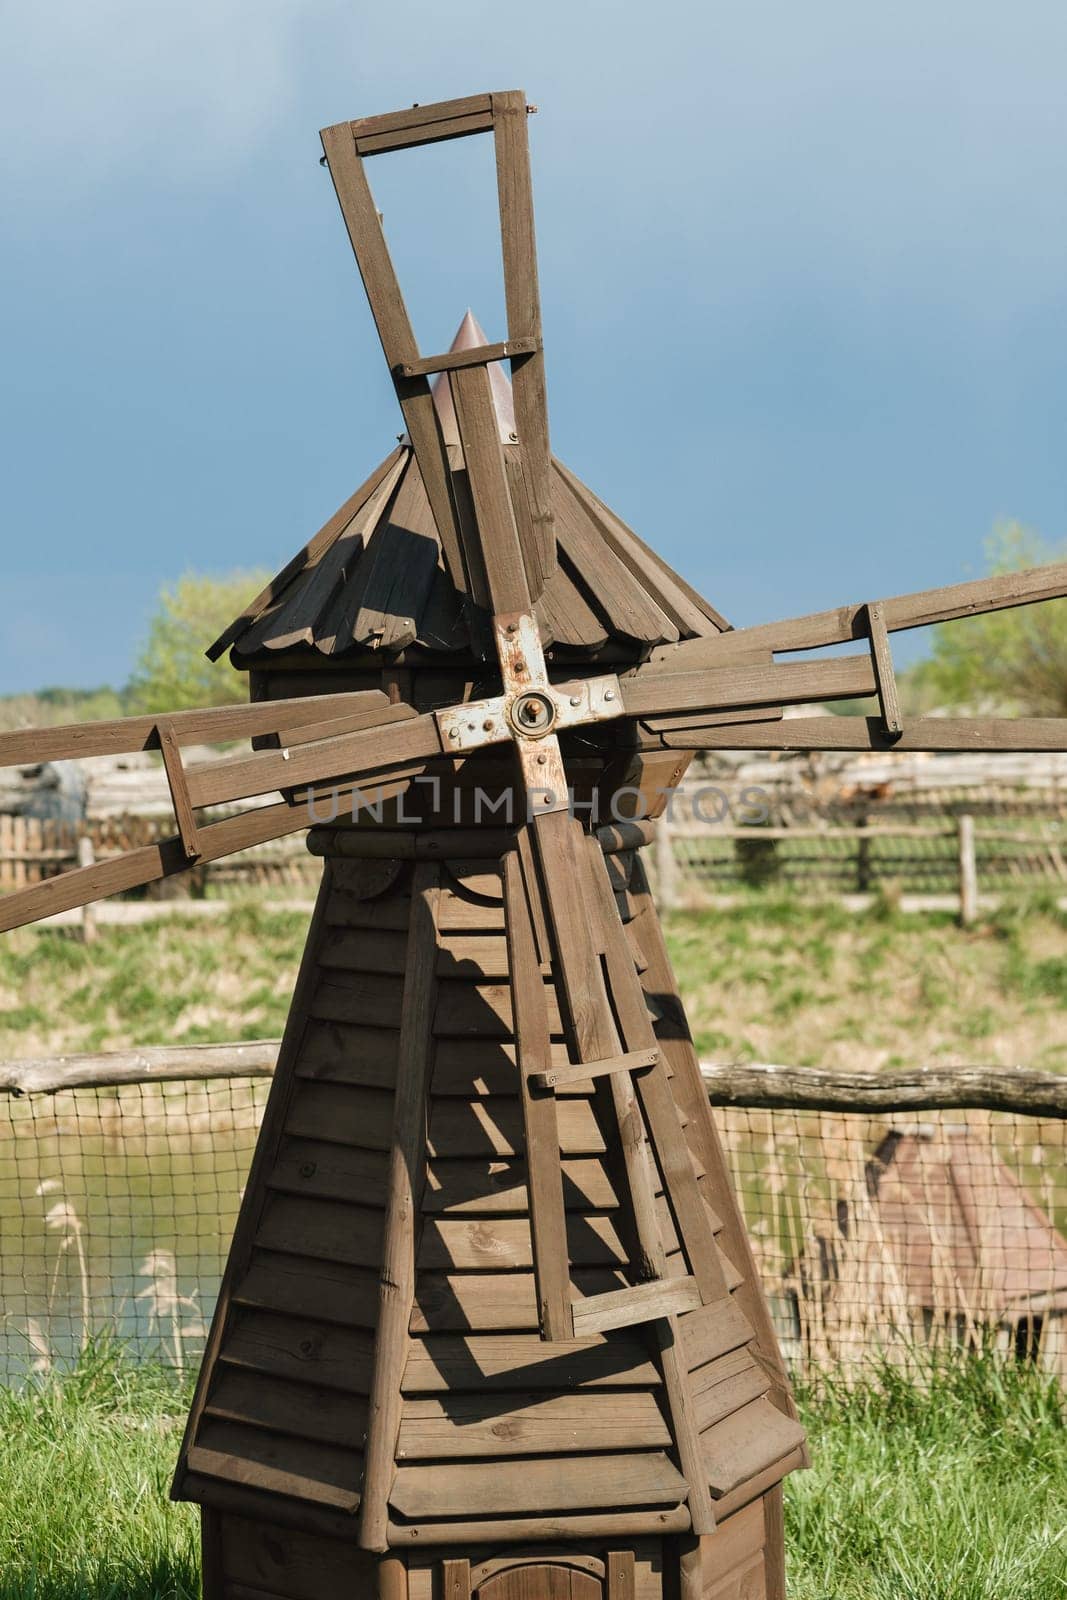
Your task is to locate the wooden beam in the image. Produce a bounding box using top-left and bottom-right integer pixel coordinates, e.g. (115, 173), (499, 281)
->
(503, 849), (572, 1340)
(570, 1277), (703, 1337)
(319, 122), (469, 593)
(700, 1061), (1067, 1118)
(865, 600), (902, 736)
(358, 863), (440, 1554)
(157, 719), (202, 861)
(349, 94), (495, 155)
(648, 715), (1067, 754)
(531, 1047), (659, 1091)
(449, 364), (532, 613)
(394, 336), (539, 379)
(493, 89), (555, 587)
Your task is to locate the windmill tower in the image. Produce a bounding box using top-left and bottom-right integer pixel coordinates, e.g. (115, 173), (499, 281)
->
(2, 90), (1066, 1600)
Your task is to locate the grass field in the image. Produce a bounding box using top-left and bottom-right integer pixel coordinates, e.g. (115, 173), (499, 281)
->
(1, 891), (1065, 1068)
(2, 1346), (1063, 1600)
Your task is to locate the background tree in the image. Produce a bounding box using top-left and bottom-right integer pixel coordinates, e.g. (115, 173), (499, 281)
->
(128, 571), (270, 713)
(904, 525), (1067, 716)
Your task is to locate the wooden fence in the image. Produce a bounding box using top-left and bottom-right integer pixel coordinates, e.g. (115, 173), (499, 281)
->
(0, 1046), (1063, 1380)
(3, 809), (1066, 925)
(654, 812), (1067, 921)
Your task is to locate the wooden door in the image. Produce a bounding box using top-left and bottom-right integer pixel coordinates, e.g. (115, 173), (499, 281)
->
(476, 1566), (603, 1600)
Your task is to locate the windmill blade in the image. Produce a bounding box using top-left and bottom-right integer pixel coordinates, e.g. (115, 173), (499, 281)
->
(321, 91), (554, 611)
(0, 689), (407, 768)
(642, 715), (1067, 755)
(624, 560), (1067, 733)
(0, 696), (441, 934)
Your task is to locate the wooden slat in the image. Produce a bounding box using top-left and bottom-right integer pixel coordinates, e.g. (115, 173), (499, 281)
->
(297, 1022), (400, 1088)
(701, 1399), (807, 1499)
(417, 1213), (628, 1271)
(570, 1276), (702, 1337)
(318, 929), (410, 975)
(285, 1081), (395, 1149)
(678, 1298), (756, 1373)
(426, 1097), (605, 1158)
(411, 1268), (627, 1333)
(359, 862), (440, 1553)
(401, 1332), (659, 1392)
(389, 1450), (687, 1518)
(350, 457), (441, 651)
(0, 688), (398, 769)
(309, 977), (404, 1031)
(188, 1422), (360, 1511)
(608, 1551), (636, 1600)
(241, 454), (408, 654)
(432, 977), (563, 1037)
(422, 1156), (618, 1214)
(436, 935), (510, 979)
(690, 1349), (771, 1433)
(220, 1309), (374, 1394)
(552, 468), (676, 644)
(396, 1390), (670, 1458)
(430, 1039), (589, 1096)
(206, 1369), (368, 1450)
(553, 460), (721, 638)
(234, 1252), (381, 1329)
(205, 451), (403, 657)
(0, 792), (314, 934)
(256, 1194), (384, 1268)
(504, 848), (571, 1338)
(267, 1137), (389, 1206)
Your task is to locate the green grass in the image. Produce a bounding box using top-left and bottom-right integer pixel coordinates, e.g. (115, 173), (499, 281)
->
(2, 894), (1064, 1069)
(2, 1348), (1063, 1600)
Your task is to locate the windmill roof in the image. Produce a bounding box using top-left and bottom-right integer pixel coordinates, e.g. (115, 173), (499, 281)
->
(213, 315), (728, 665)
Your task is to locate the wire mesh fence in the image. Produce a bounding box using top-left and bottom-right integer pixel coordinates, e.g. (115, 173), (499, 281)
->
(0, 1065), (1064, 1384)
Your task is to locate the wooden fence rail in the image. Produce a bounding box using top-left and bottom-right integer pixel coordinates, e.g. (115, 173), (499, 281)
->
(0, 1040), (1064, 1117)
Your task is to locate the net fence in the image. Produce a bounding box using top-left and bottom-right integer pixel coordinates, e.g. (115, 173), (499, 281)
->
(1, 1073), (1064, 1384)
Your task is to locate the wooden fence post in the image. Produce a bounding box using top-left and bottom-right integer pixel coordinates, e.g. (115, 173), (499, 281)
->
(77, 836), (97, 943)
(655, 812), (678, 910)
(957, 814), (978, 926)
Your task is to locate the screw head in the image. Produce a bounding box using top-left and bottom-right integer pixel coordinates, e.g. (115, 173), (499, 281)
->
(604, 689), (616, 702)
(482, 719), (494, 732)
(569, 695), (581, 707)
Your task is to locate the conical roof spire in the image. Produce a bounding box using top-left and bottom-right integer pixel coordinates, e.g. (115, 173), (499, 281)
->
(431, 310), (516, 446)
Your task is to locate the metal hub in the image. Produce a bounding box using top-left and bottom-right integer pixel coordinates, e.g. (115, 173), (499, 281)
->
(508, 689), (557, 739)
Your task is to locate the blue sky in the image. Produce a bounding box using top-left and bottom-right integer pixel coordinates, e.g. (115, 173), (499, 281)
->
(2, 0), (1065, 693)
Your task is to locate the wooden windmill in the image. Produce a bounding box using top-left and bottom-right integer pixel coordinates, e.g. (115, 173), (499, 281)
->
(2, 90), (1067, 1600)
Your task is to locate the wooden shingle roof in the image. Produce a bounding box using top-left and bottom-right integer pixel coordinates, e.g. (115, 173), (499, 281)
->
(213, 316), (728, 666)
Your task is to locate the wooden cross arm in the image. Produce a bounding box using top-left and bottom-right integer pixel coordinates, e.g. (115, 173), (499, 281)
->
(0, 689), (401, 769)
